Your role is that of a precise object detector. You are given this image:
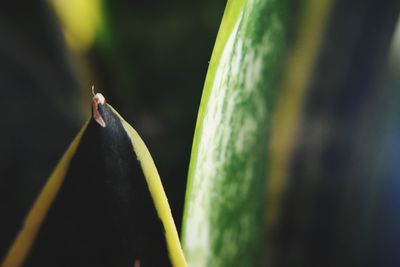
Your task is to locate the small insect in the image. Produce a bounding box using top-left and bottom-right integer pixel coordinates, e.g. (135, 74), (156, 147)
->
(91, 85), (106, 128)
(1, 88), (187, 267)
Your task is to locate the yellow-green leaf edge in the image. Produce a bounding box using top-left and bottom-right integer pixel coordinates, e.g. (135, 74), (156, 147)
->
(181, 0), (245, 241)
(1, 106), (187, 267)
(1, 120), (90, 267)
(110, 105), (187, 267)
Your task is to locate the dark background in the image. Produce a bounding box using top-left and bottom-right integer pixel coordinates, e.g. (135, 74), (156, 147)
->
(0, 0), (225, 261)
(2, 1), (400, 267)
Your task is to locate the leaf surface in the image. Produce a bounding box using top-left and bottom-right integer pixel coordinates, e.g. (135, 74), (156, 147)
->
(2, 99), (186, 267)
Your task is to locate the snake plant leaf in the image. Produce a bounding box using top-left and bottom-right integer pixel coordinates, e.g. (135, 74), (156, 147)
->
(267, 1), (400, 266)
(1, 95), (186, 267)
(0, 2), (83, 259)
(181, 0), (289, 266)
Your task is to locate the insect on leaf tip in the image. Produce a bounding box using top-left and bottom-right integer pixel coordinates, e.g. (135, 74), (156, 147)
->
(92, 89), (106, 128)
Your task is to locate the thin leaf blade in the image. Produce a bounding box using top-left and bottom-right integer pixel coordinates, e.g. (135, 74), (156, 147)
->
(181, 0), (289, 266)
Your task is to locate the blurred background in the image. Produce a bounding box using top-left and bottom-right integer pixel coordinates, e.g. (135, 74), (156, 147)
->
(1, 0), (400, 266)
(0, 0), (225, 261)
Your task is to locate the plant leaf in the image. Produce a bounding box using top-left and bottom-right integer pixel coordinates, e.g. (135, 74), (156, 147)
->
(266, 1), (400, 266)
(1, 121), (89, 267)
(1, 97), (186, 267)
(181, 0), (289, 266)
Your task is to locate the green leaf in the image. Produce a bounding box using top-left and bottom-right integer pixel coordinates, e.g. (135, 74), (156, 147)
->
(1, 96), (187, 267)
(265, 0), (333, 237)
(181, 0), (289, 266)
(265, 1), (400, 266)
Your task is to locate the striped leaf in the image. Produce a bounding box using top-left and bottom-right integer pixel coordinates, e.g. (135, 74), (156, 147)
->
(181, 0), (289, 266)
